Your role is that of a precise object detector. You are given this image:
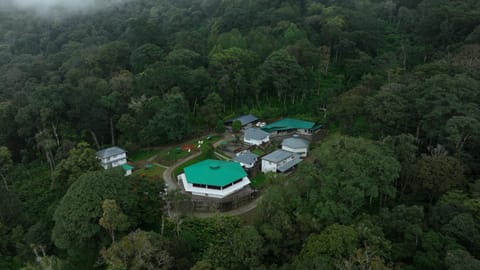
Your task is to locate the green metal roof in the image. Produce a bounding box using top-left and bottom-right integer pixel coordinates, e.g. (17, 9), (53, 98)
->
(184, 159), (247, 187)
(262, 118), (319, 132)
(122, 164), (134, 171)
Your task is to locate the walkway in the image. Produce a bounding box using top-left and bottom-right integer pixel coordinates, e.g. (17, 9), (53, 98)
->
(162, 151), (201, 191)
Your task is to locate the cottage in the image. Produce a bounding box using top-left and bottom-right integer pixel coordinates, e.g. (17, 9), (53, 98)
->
(233, 150), (259, 169)
(96, 146), (127, 170)
(261, 149), (302, 173)
(262, 118), (322, 135)
(281, 137), (310, 157)
(179, 159), (251, 198)
(243, 128), (270, 145)
(224, 114), (259, 127)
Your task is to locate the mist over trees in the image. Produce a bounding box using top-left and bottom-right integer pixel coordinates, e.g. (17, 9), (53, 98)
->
(0, 0), (479, 269)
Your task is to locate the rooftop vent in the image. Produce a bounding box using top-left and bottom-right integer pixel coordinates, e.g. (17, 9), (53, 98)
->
(209, 165), (221, 170)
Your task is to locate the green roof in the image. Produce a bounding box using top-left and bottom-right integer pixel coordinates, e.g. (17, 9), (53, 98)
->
(122, 164), (134, 171)
(262, 118), (320, 132)
(184, 159), (247, 187)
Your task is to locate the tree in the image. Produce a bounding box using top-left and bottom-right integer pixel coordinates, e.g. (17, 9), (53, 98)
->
(52, 142), (100, 190)
(304, 224), (357, 258)
(0, 146), (13, 190)
(199, 92), (223, 127)
(259, 49), (304, 109)
(144, 90), (190, 144)
(100, 230), (173, 270)
(130, 43), (163, 72)
(231, 120), (242, 134)
(445, 249), (480, 270)
(203, 226), (264, 270)
(445, 116), (480, 154)
(99, 199), (129, 243)
(214, 120), (225, 134)
(416, 151), (465, 203)
(312, 136), (401, 222)
(52, 169), (135, 252)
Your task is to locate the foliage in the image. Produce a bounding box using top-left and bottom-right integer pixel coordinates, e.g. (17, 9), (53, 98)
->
(52, 169), (135, 252)
(100, 230), (173, 270)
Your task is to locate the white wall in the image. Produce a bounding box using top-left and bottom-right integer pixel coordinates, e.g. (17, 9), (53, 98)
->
(261, 160), (277, 173)
(282, 146), (308, 157)
(179, 174), (251, 198)
(100, 153), (127, 169)
(244, 137), (262, 145)
(244, 136), (270, 146)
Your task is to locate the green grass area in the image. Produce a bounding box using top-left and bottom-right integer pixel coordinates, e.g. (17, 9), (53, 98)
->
(156, 148), (192, 165)
(133, 165), (165, 179)
(251, 149), (265, 156)
(250, 173), (266, 188)
(155, 135), (222, 166)
(129, 149), (163, 162)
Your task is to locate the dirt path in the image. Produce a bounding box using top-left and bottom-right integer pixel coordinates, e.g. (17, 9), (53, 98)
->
(162, 151), (201, 191)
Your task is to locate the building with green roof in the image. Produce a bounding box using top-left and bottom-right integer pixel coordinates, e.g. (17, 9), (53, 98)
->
(179, 159), (251, 198)
(262, 118), (322, 135)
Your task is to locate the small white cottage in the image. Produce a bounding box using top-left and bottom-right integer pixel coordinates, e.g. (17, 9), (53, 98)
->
(243, 128), (270, 146)
(281, 137), (310, 157)
(233, 150), (259, 169)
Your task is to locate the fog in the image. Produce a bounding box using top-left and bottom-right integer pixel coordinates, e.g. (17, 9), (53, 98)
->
(2, 0), (130, 14)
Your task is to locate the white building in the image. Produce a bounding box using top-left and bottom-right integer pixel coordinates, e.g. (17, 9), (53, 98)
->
(243, 128), (270, 146)
(178, 159), (251, 198)
(261, 149), (302, 173)
(281, 137), (310, 157)
(233, 150), (259, 169)
(96, 146), (127, 170)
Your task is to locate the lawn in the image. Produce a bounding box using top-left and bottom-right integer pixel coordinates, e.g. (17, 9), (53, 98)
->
(251, 149), (265, 156)
(156, 148), (192, 165)
(155, 135), (222, 166)
(129, 149), (163, 162)
(133, 165), (165, 180)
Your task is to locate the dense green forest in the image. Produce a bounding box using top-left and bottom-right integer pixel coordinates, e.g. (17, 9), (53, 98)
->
(1, 0), (480, 269)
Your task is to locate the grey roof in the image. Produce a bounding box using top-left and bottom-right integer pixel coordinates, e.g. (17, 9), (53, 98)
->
(233, 151), (258, 165)
(226, 114), (259, 126)
(282, 137), (310, 149)
(96, 147), (127, 158)
(262, 149), (296, 163)
(278, 157), (302, 172)
(244, 128), (270, 141)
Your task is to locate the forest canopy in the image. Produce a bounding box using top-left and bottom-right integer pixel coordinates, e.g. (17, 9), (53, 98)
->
(0, 0), (480, 269)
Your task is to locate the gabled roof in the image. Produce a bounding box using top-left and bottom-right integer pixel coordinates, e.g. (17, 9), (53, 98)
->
(244, 128), (269, 141)
(262, 149), (297, 163)
(225, 114), (259, 126)
(96, 147), (126, 158)
(184, 159), (247, 187)
(282, 137), (310, 149)
(233, 151), (258, 165)
(262, 118), (321, 132)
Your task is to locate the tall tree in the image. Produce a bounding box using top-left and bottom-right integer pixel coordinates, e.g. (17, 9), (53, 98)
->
(0, 146), (13, 190)
(99, 199), (129, 243)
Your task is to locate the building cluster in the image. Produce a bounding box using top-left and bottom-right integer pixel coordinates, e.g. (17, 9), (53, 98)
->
(179, 115), (321, 198)
(94, 114), (322, 199)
